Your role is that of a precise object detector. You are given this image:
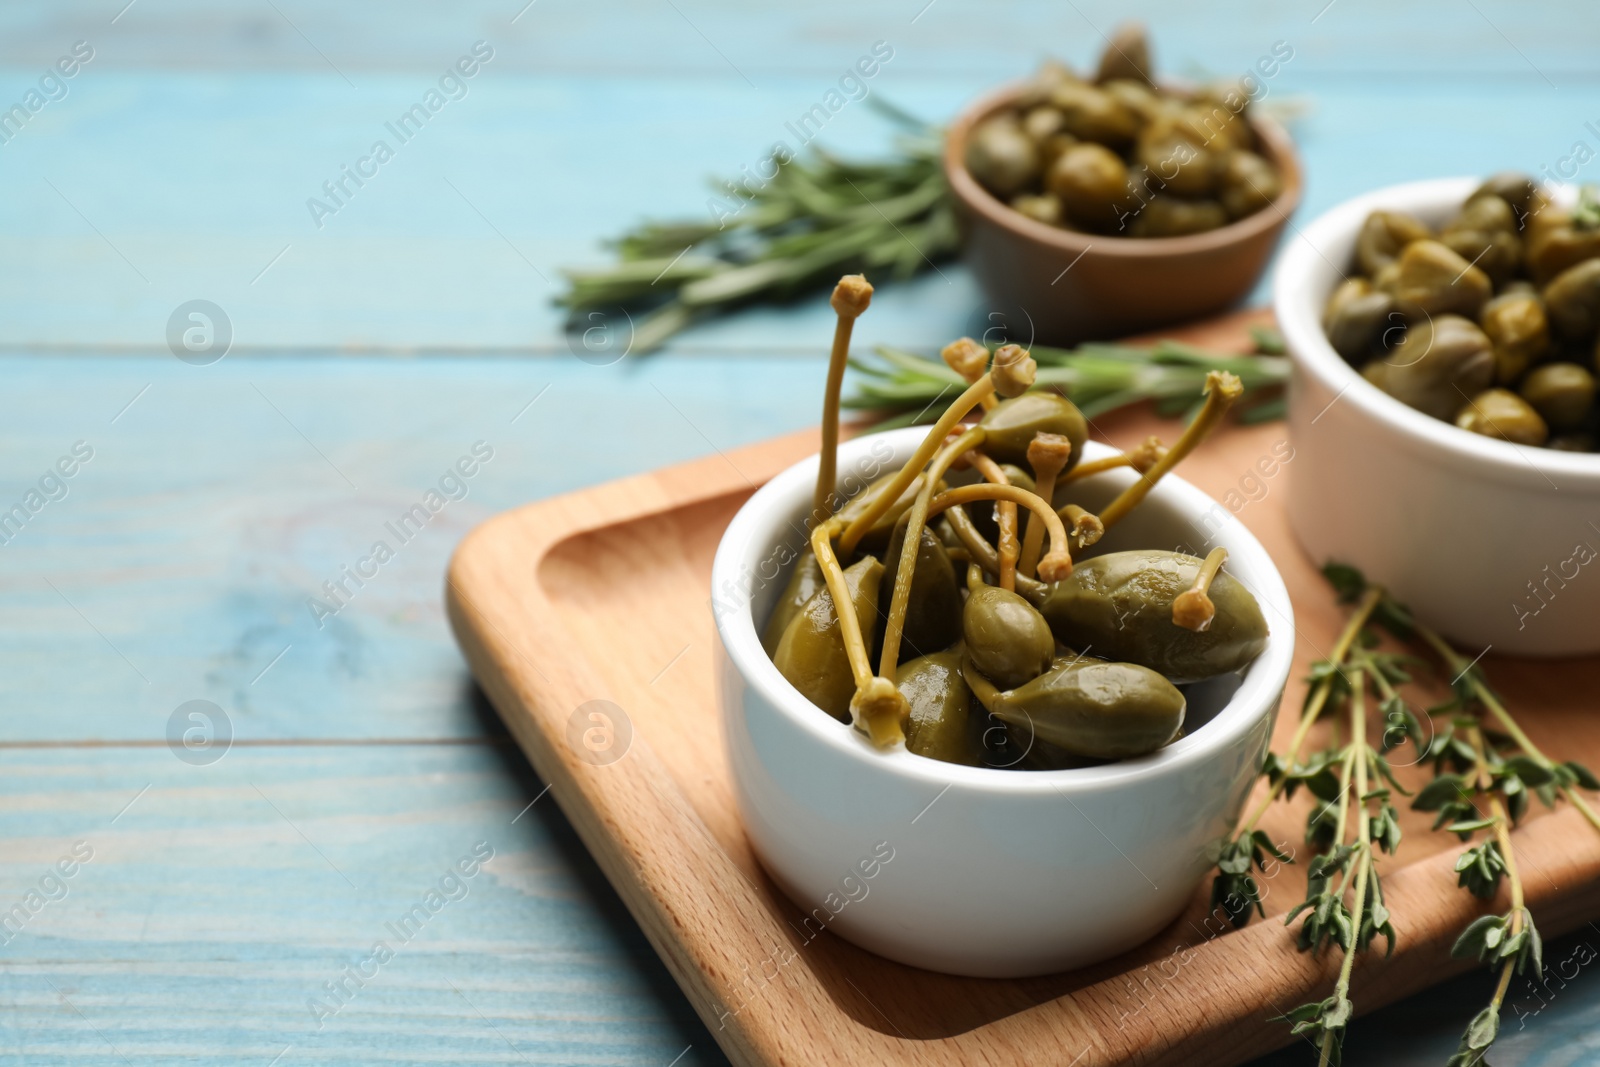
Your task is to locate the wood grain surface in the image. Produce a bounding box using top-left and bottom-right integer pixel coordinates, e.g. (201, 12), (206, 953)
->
(447, 309), (1600, 1067)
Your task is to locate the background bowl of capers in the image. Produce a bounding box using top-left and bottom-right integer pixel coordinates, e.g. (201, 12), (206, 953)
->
(944, 26), (1302, 346)
(1278, 176), (1600, 657)
(712, 427), (1295, 978)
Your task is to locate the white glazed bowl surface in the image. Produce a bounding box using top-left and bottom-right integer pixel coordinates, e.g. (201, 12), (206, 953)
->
(711, 427), (1295, 977)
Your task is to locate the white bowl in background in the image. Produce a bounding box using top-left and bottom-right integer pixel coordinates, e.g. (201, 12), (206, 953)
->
(1275, 178), (1600, 656)
(710, 428), (1295, 978)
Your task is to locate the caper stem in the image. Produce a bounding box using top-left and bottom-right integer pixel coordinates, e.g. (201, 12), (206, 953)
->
(810, 275), (874, 531)
(965, 562), (987, 594)
(1059, 436), (1166, 485)
(967, 451), (1020, 591)
(878, 428), (986, 680)
(1172, 546), (1228, 633)
(1059, 504), (1104, 551)
(1019, 433), (1075, 579)
(940, 337), (1000, 412)
(925, 483), (1075, 581)
(808, 519), (873, 692)
(1412, 621), (1600, 835)
(1240, 587), (1383, 836)
(962, 651), (1003, 712)
(943, 505), (1050, 604)
(837, 375), (998, 556)
(1097, 371), (1243, 530)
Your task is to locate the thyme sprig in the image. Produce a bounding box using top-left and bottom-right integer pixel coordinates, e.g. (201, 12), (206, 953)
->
(1233, 562), (1600, 1064)
(1277, 666), (1397, 1067)
(847, 333), (1290, 430)
(1318, 563), (1600, 1067)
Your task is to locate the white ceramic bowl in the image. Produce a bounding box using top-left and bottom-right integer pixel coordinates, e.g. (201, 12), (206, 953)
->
(711, 428), (1295, 978)
(1276, 178), (1600, 656)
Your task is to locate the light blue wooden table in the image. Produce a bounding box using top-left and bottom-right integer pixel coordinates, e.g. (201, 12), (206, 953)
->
(1, 3), (1597, 1063)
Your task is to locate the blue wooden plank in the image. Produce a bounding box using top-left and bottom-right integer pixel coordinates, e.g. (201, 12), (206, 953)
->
(0, 744), (728, 1065)
(0, 72), (1594, 351)
(0, 0), (1596, 78)
(0, 354), (830, 742)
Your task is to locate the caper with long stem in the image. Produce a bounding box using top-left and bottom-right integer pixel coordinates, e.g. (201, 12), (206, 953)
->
(1019, 433), (1075, 578)
(942, 505), (1050, 603)
(1172, 546), (1228, 632)
(1060, 435), (1166, 485)
(967, 451), (1020, 591)
(924, 483), (1074, 581)
(837, 344), (1037, 556)
(1098, 372), (1243, 530)
(807, 518), (909, 748)
(941, 337), (999, 412)
(810, 275), (874, 531)
(878, 427), (987, 679)
(1059, 504), (1103, 551)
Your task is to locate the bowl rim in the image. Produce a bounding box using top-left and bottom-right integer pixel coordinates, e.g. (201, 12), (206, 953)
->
(1273, 175), (1600, 484)
(942, 80), (1305, 258)
(711, 427), (1296, 797)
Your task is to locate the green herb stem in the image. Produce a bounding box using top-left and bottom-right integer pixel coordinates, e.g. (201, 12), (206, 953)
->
(1471, 724), (1526, 1029)
(1317, 674), (1374, 1067)
(1320, 844), (1371, 1067)
(1241, 588), (1383, 835)
(1414, 621), (1600, 835)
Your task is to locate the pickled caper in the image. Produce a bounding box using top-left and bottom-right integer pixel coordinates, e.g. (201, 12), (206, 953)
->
(1377, 314), (1495, 420)
(965, 116), (1040, 200)
(1480, 290), (1550, 384)
(1038, 550), (1268, 683)
(1128, 196), (1229, 238)
(1134, 120), (1215, 199)
(1356, 211), (1432, 276)
(1048, 82), (1140, 146)
(880, 516), (963, 661)
(772, 555), (882, 722)
(1543, 258), (1600, 341)
(978, 393), (1088, 470)
(1048, 142), (1135, 231)
(1323, 278), (1397, 361)
(1454, 389), (1549, 446)
(1471, 172), (1540, 222)
(1519, 363), (1597, 431)
(1394, 240), (1493, 318)
(1441, 195), (1522, 286)
(963, 582), (1055, 690)
(762, 549), (824, 655)
(1217, 150), (1282, 220)
(898, 650), (979, 766)
(969, 651), (1185, 760)
(1011, 192), (1064, 227)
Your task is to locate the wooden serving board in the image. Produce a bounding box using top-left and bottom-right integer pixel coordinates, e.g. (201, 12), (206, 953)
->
(445, 309), (1600, 1067)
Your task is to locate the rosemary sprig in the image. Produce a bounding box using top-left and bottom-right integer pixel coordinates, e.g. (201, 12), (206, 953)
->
(847, 334), (1290, 429)
(558, 107), (956, 353)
